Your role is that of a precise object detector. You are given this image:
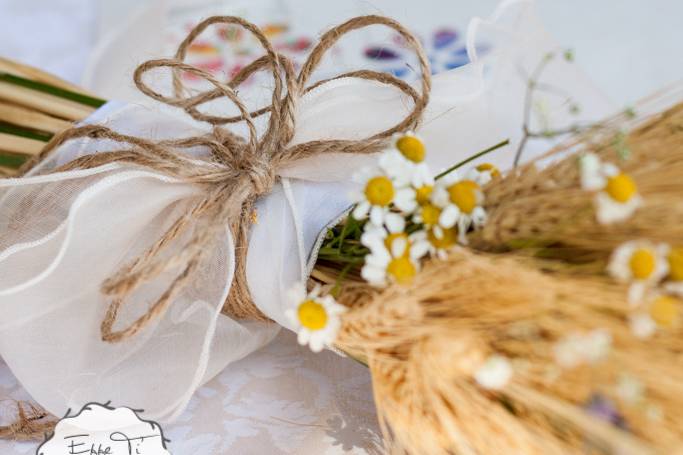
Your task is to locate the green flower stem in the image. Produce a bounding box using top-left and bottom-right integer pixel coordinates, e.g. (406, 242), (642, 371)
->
(434, 139), (510, 180)
(0, 72), (107, 108)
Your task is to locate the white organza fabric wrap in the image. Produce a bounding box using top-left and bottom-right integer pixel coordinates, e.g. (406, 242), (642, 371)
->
(0, 0), (611, 422)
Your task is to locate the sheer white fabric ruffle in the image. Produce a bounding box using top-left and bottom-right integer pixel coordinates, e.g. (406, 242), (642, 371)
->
(0, 0), (611, 421)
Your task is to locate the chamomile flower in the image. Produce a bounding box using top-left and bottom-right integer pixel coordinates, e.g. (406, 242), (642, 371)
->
(607, 240), (669, 305)
(554, 329), (612, 369)
(432, 169), (487, 244)
(474, 163), (501, 184)
(647, 294), (680, 329)
(361, 222), (429, 259)
(474, 355), (513, 390)
(411, 226), (459, 260)
(394, 183), (435, 214)
(285, 283), (346, 353)
(580, 153), (642, 224)
(391, 132), (434, 188)
(361, 233), (427, 287)
(350, 165), (407, 228)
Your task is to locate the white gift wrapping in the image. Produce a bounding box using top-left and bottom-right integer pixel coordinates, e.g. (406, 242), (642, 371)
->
(0, 0), (611, 421)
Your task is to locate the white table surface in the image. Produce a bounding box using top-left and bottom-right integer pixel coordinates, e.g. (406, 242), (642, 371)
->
(0, 1), (681, 454)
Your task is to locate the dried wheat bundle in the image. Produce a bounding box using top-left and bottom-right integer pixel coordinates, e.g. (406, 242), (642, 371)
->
(330, 89), (683, 454)
(336, 250), (683, 454)
(472, 91), (683, 273)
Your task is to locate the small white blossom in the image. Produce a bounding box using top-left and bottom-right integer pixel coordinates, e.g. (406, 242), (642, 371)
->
(580, 153), (642, 224)
(608, 240), (669, 305)
(361, 232), (427, 287)
(431, 168), (487, 245)
(475, 355), (513, 390)
(285, 283), (346, 353)
(629, 313), (657, 339)
(616, 374), (644, 405)
(554, 329), (612, 369)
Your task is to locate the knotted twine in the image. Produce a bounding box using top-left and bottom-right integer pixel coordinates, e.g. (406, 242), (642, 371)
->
(25, 15), (432, 344)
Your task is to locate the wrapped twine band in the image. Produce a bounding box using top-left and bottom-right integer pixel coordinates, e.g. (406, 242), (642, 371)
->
(22, 15), (432, 343)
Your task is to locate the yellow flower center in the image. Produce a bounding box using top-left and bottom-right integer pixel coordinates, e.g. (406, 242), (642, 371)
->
(650, 296), (680, 327)
(667, 247), (683, 281)
(364, 176), (394, 206)
(605, 173), (637, 203)
(395, 135), (426, 163)
(415, 185), (433, 205)
(420, 203), (442, 226)
(629, 248), (656, 280)
(427, 227), (458, 250)
(387, 257), (417, 284)
(447, 180), (480, 214)
(384, 233), (409, 256)
(476, 163), (501, 178)
(297, 299), (328, 330)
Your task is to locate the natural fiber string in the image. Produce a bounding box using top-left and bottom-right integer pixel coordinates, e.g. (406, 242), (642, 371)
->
(21, 15), (432, 344)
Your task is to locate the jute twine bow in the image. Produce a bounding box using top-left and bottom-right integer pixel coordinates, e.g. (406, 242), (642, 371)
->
(29, 15), (431, 343)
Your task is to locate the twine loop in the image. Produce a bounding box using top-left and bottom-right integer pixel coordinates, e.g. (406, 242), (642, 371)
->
(33, 14), (432, 343)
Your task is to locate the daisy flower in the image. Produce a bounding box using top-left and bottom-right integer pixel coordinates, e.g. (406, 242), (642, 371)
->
(361, 233), (427, 287)
(391, 132), (434, 188)
(646, 294), (680, 329)
(285, 283), (347, 353)
(394, 182), (435, 214)
(410, 226), (459, 260)
(580, 153), (642, 224)
(474, 355), (513, 390)
(431, 168), (487, 244)
(474, 163), (501, 183)
(607, 240), (669, 304)
(554, 329), (612, 369)
(361, 222), (429, 260)
(350, 163), (408, 228)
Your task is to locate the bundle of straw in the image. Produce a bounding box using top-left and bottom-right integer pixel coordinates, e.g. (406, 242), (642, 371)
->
(332, 87), (683, 454)
(0, 58), (105, 176)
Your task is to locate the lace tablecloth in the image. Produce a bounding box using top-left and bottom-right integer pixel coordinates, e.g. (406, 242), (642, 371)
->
(0, 331), (380, 454)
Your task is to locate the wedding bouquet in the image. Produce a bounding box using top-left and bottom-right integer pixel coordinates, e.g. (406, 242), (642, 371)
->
(1, 1), (682, 453)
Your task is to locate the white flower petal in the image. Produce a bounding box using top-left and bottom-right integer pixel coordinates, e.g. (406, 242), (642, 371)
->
(439, 205), (459, 229)
(370, 205), (385, 226)
(352, 201), (370, 220)
(383, 213), (405, 234)
(391, 236), (408, 258)
(471, 206), (487, 228)
(628, 282), (647, 306)
(362, 264), (386, 284)
(410, 240), (430, 260)
(431, 186), (450, 207)
(309, 336), (325, 353)
(595, 193), (641, 225)
(580, 153), (606, 190)
(394, 188), (417, 213)
(297, 329), (311, 346)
